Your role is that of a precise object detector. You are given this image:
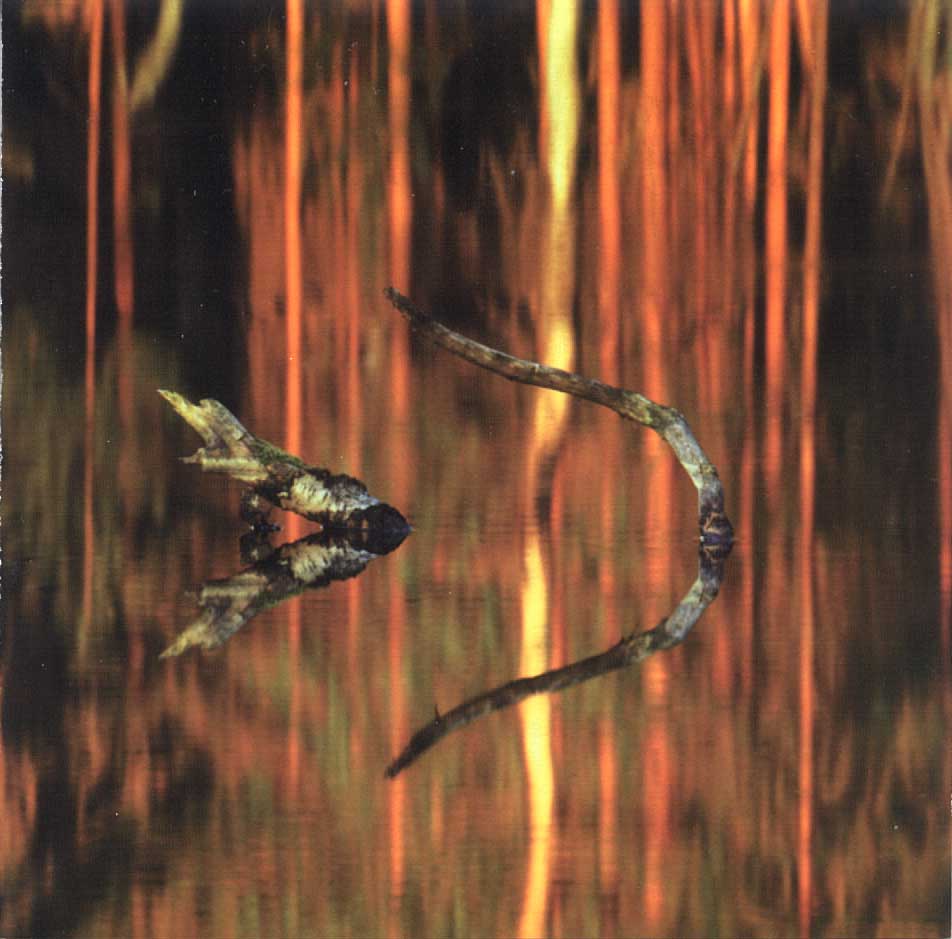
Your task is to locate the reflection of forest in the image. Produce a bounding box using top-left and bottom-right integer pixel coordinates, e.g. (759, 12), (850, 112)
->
(3, 3), (950, 936)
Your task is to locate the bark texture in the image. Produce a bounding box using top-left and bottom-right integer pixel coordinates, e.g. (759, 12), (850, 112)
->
(160, 390), (409, 531)
(383, 287), (733, 545)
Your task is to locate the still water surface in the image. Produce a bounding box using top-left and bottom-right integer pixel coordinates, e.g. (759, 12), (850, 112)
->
(3, 3), (950, 937)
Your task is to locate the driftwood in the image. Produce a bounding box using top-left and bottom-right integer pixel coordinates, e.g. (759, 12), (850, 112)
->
(383, 288), (733, 546)
(159, 390), (409, 532)
(386, 545), (727, 777)
(161, 528), (407, 658)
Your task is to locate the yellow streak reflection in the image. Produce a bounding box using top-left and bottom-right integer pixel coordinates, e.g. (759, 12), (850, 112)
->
(544, 0), (580, 213)
(517, 5), (580, 932)
(517, 537), (554, 939)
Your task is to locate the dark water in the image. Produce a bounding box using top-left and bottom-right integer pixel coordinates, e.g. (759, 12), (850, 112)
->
(3, 3), (951, 937)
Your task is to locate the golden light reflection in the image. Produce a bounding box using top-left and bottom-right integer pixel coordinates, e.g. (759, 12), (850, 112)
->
(517, 537), (554, 939)
(543, 0), (580, 212)
(517, 6), (581, 929)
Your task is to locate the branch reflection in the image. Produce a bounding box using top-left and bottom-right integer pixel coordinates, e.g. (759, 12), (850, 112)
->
(386, 543), (730, 778)
(161, 527), (408, 658)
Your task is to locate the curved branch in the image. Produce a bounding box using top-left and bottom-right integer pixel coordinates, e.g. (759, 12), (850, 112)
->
(383, 288), (733, 545)
(386, 546), (727, 778)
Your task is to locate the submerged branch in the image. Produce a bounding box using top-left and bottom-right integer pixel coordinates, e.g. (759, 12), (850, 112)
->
(383, 288), (733, 544)
(159, 390), (409, 532)
(386, 546), (727, 778)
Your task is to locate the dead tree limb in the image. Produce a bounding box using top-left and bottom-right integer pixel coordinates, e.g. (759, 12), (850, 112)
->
(383, 288), (733, 545)
(159, 390), (409, 532)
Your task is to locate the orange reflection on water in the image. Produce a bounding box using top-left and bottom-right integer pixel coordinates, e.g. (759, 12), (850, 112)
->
(386, 0), (413, 914)
(109, 0), (133, 319)
(739, 0), (761, 209)
(597, 0), (620, 385)
(284, 0), (304, 467)
(639, 0), (674, 613)
(283, 0), (304, 799)
(387, 0), (411, 421)
(765, 0), (790, 497)
(642, 660), (672, 928)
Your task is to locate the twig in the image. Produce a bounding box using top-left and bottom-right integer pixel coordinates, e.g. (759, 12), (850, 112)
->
(383, 288), (733, 544)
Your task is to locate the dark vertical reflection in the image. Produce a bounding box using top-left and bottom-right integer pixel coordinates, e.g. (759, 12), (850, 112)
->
(83, 0), (104, 640)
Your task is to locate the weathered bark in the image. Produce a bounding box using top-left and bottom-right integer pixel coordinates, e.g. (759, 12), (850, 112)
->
(385, 545), (727, 777)
(161, 528), (407, 658)
(383, 288), (733, 545)
(159, 390), (409, 532)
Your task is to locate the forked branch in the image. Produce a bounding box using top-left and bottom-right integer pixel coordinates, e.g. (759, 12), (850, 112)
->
(383, 288), (733, 545)
(159, 390), (409, 532)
